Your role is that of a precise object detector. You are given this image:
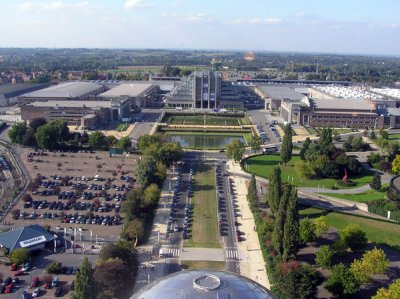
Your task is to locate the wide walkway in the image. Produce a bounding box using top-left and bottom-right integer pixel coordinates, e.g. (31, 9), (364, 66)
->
(226, 161), (271, 289)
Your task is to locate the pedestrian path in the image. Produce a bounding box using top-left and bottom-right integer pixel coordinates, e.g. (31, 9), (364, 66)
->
(165, 247), (181, 257)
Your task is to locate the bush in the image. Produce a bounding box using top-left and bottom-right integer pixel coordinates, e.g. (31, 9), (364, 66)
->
(337, 179), (356, 187)
(326, 263), (360, 298)
(315, 245), (334, 268)
(46, 262), (62, 274)
(10, 248), (29, 265)
(339, 225), (367, 251)
(369, 173), (382, 191)
(299, 218), (316, 244)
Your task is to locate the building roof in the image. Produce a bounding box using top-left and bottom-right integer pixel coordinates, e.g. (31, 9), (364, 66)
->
(99, 83), (155, 98)
(0, 84), (49, 98)
(131, 270), (275, 299)
(27, 100), (111, 109)
(0, 225), (57, 252)
(257, 85), (304, 101)
(387, 107), (400, 116)
(21, 82), (103, 98)
(312, 98), (375, 111)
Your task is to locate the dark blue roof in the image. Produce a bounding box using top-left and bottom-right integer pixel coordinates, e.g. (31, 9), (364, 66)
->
(0, 225), (57, 252)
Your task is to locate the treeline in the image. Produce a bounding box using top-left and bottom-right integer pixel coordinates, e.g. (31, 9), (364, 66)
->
(8, 118), (132, 151)
(121, 134), (183, 245)
(252, 167), (392, 298)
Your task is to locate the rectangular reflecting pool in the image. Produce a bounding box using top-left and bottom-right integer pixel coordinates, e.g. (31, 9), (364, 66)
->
(167, 134), (246, 149)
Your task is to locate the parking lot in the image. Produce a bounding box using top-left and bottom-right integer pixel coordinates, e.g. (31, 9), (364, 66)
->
(3, 148), (138, 241)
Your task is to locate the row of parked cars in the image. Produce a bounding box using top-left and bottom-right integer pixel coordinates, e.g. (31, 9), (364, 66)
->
(23, 200), (121, 213)
(216, 164), (228, 237)
(0, 155), (10, 171)
(256, 124), (269, 144)
(182, 165), (195, 240)
(167, 167), (183, 238)
(228, 178), (244, 241)
(269, 124), (281, 140)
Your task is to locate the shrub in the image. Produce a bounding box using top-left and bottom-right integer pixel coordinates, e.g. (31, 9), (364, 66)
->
(10, 248), (29, 265)
(46, 261), (62, 274)
(326, 263), (360, 298)
(339, 225), (367, 251)
(315, 245), (334, 268)
(299, 218), (316, 244)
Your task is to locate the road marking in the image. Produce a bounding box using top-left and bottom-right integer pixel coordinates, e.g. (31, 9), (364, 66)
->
(226, 249), (238, 260)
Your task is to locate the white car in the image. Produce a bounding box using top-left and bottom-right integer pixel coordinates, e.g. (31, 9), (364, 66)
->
(32, 287), (41, 297)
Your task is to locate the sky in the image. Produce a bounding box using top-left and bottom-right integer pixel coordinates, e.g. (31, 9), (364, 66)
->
(1, 0), (399, 55)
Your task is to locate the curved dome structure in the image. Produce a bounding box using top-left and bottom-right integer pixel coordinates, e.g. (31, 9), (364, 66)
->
(131, 270), (275, 299)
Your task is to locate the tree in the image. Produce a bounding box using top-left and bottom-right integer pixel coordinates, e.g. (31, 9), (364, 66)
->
(89, 131), (107, 149)
(299, 218), (316, 244)
(372, 279), (400, 299)
(29, 118), (47, 132)
(71, 257), (97, 299)
(137, 134), (164, 152)
(282, 185), (300, 261)
(99, 241), (138, 270)
(326, 263), (360, 298)
(272, 184), (289, 257)
(250, 135), (262, 153)
(226, 139), (245, 162)
(136, 155), (157, 186)
(36, 124), (59, 150)
(339, 225), (368, 251)
(8, 122), (27, 144)
(370, 130), (376, 140)
(314, 216), (329, 237)
(370, 173), (382, 191)
(106, 135), (118, 147)
(247, 175), (258, 212)
(350, 247), (389, 284)
(295, 160), (315, 179)
(280, 123), (293, 164)
(124, 219), (144, 246)
(143, 184), (160, 207)
(315, 245), (334, 268)
(266, 167), (282, 215)
(10, 248), (29, 265)
(391, 154), (400, 174)
(299, 137), (311, 160)
(45, 262), (62, 274)
(94, 258), (132, 299)
(275, 261), (318, 299)
(118, 136), (131, 151)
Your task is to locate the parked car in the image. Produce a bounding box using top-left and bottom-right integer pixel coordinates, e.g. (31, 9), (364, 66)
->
(13, 270), (24, 277)
(51, 277), (59, 288)
(32, 287), (41, 297)
(9, 263), (17, 271)
(31, 277), (40, 288)
(54, 287), (62, 297)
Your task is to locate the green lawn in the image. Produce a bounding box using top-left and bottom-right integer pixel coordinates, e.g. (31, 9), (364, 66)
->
(333, 128), (353, 134)
(299, 206), (400, 247)
(162, 114), (249, 126)
(115, 123), (129, 132)
(320, 184), (389, 203)
(184, 163), (220, 248)
(389, 133), (400, 141)
(180, 260), (225, 270)
(245, 154), (374, 189)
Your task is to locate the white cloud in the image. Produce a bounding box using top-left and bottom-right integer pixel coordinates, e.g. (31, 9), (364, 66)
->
(231, 17), (283, 25)
(124, 0), (152, 9)
(162, 12), (213, 23)
(16, 1), (90, 12)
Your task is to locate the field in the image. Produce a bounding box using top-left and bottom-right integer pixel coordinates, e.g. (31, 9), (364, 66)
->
(180, 260), (225, 270)
(299, 206), (400, 247)
(162, 114), (250, 126)
(320, 184), (389, 203)
(184, 163), (220, 248)
(245, 154), (374, 189)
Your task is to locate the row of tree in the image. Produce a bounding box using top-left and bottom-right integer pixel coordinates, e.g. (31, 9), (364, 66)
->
(8, 118), (133, 151)
(72, 241), (138, 299)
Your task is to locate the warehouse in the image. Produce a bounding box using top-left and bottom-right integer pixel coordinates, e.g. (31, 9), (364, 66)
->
(21, 100), (112, 129)
(18, 81), (105, 106)
(0, 83), (49, 106)
(0, 225), (57, 252)
(255, 85), (306, 110)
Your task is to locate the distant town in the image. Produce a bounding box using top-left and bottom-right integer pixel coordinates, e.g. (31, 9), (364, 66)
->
(0, 48), (399, 299)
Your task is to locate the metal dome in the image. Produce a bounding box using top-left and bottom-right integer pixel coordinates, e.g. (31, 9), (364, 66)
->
(131, 269), (275, 299)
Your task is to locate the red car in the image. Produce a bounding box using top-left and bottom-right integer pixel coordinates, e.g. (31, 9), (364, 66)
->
(31, 277), (40, 288)
(9, 263), (17, 271)
(5, 283), (13, 293)
(13, 270), (24, 277)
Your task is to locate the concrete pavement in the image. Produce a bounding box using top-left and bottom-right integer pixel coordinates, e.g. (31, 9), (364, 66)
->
(226, 160), (271, 289)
